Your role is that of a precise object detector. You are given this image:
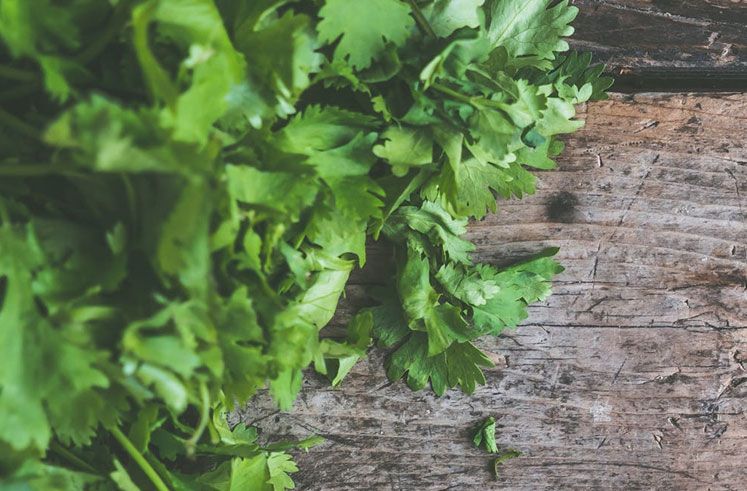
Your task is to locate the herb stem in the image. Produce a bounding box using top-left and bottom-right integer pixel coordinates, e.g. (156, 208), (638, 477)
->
(110, 427), (171, 491)
(0, 84), (41, 103)
(0, 199), (8, 227)
(121, 174), (139, 230)
(145, 454), (173, 486)
(0, 108), (41, 140)
(407, 0), (437, 38)
(49, 441), (101, 475)
(0, 64), (37, 82)
(185, 382), (210, 456)
(430, 82), (477, 106)
(76, 0), (133, 64)
(0, 164), (82, 177)
(429, 82), (510, 114)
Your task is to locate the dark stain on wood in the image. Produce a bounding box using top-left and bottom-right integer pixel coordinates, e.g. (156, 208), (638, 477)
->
(545, 191), (580, 223)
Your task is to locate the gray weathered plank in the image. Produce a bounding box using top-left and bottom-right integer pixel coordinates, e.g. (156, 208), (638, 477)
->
(235, 93), (747, 490)
(572, 0), (747, 71)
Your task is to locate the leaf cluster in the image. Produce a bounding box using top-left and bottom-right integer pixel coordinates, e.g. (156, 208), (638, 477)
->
(0, 0), (608, 488)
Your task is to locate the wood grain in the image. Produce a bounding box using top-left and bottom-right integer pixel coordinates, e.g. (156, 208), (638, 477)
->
(571, 0), (747, 88)
(234, 94), (747, 490)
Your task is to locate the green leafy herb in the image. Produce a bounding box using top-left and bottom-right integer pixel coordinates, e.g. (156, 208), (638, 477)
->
(0, 0), (607, 487)
(472, 416), (522, 477)
(318, 0), (415, 70)
(472, 416), (499, 453)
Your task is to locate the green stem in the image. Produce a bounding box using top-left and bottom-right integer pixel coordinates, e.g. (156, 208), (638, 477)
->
(121, 174), (138, 229)
(407, 0), (437, 38)
(430, 82), (478, 106)
(49, 441), (100, 476)
(0, 164), (82, 177)
(429, 82), (510, 115)
(0, 83), (40, 103)
(110, 427), (171, 491)
(0, 64), (37, 82)
(184, 382), (210, 456)
(0, 108), (41, 140)
(145, 454), (173, 487)
(0, 198), (10, 227)
(493, 449), (522, 478)
(292, 231), (305, 250)
(76, 0), (133, 64)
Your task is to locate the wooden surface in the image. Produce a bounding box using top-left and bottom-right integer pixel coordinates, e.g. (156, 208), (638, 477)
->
(234, 93), (747, 490)
(571, 0), (747, 90)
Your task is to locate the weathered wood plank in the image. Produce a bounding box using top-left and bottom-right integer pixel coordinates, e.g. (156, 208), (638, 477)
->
(235, 93), (747, 489)
(572, 0), (747, 89)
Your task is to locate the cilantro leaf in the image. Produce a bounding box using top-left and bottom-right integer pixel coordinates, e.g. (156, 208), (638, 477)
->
(435, 158), (515, 219)
(383, 201), (474, 264)
(196, 449), (300, 491)
(486, 0), (578, 61)
(436, 263), (500, 306)
(2, 461), (104, 490)
(471, 252), (564, 335)
(0, 0), (85, 100)
(276, 105), (383, 263)
(318, 0), (414, 70)
(0, 227), (112, 453)
(472, 416), (498, 453)
(234, 11), (323, 127)
(374, 126), (434, 177)
(423, 0), (486, 38)
(542, 51), (614, 101)
(111, 459), (141, 491)
(386, 333), (493, 395)
(367, 288), (411, 347)
(132, 0), (245, 142)
(266, 452), (299, 491)
(0, 0), (604, 485)
(225, 165), (319, 221)
(317, 310), (373, 386)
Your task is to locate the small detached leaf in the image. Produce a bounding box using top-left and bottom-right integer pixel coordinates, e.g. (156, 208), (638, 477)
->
(471, 415), (522, 478)
(472, 416), (498, 453)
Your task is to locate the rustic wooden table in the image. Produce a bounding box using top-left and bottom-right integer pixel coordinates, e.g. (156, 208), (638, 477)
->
(236, 2), (747, 489)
